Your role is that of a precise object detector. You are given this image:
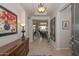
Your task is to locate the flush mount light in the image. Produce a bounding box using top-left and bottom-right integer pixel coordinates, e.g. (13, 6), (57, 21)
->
(37, 3), (46, 13)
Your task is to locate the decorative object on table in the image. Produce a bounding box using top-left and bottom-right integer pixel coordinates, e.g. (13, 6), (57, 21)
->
(0, 5), (17, 36)
(62, 20), (69, 30)
(21, 24), (25, 41)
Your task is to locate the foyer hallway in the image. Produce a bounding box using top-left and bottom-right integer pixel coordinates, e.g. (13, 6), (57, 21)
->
(28, 38), (71, 56)
(0, 3), (73, 56)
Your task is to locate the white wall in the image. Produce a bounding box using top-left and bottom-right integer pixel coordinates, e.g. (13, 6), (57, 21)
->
(0, 4), (26, 47)
(59, 5), (71, 49)
(28, 18), (33, 42)
(25, 14), (29, 38)
(52, 4), (72, 50)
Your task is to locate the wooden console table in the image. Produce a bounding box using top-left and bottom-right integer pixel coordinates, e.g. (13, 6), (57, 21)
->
(0, 38), (29, 56)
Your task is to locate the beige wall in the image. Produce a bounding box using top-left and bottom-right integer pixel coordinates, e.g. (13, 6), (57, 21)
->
(59, 5), (71, 49)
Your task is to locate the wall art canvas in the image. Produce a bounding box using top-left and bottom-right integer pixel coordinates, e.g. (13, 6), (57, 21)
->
(62, 21), (69, 30)
(0, 5), (17, 36)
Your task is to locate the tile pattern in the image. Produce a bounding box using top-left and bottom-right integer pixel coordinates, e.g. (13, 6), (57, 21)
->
(27, 38), (72, 56)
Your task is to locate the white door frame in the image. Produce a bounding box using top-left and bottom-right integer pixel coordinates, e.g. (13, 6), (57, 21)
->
(29, 16), (50, 42)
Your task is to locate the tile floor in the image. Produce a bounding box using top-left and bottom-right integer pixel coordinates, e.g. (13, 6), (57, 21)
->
(27, 38), (72, 56)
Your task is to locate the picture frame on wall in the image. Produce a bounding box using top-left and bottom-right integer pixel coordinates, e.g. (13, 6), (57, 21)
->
(62, 20), (69, 30)
(50, 17), (56, 41)
(0, 5), (17, 37)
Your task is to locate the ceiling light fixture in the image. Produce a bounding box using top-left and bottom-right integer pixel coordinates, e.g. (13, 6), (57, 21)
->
(37, 3), (46, 13)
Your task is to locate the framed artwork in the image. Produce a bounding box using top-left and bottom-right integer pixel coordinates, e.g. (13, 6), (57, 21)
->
(50, 17), (56, 41)
(0, 5), (17, 36)
(62, 21), (69, 30)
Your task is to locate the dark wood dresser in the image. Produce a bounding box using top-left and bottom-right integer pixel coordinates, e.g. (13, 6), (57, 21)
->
(0, 38), (29, 56)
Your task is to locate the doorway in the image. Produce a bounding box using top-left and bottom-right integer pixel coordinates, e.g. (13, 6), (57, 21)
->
(33, 20), (48, 40)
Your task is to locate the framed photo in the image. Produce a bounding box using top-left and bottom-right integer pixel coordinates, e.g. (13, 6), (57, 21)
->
(0, 5), (17, 36)
(50, 17), (56, 41)
(62, 21), (69, 30)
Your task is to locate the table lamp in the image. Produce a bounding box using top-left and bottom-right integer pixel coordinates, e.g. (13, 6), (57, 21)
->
(21, 24), (25, 41)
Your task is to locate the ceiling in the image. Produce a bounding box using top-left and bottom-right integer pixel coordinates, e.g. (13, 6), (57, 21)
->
(20, 3), (63, 16)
